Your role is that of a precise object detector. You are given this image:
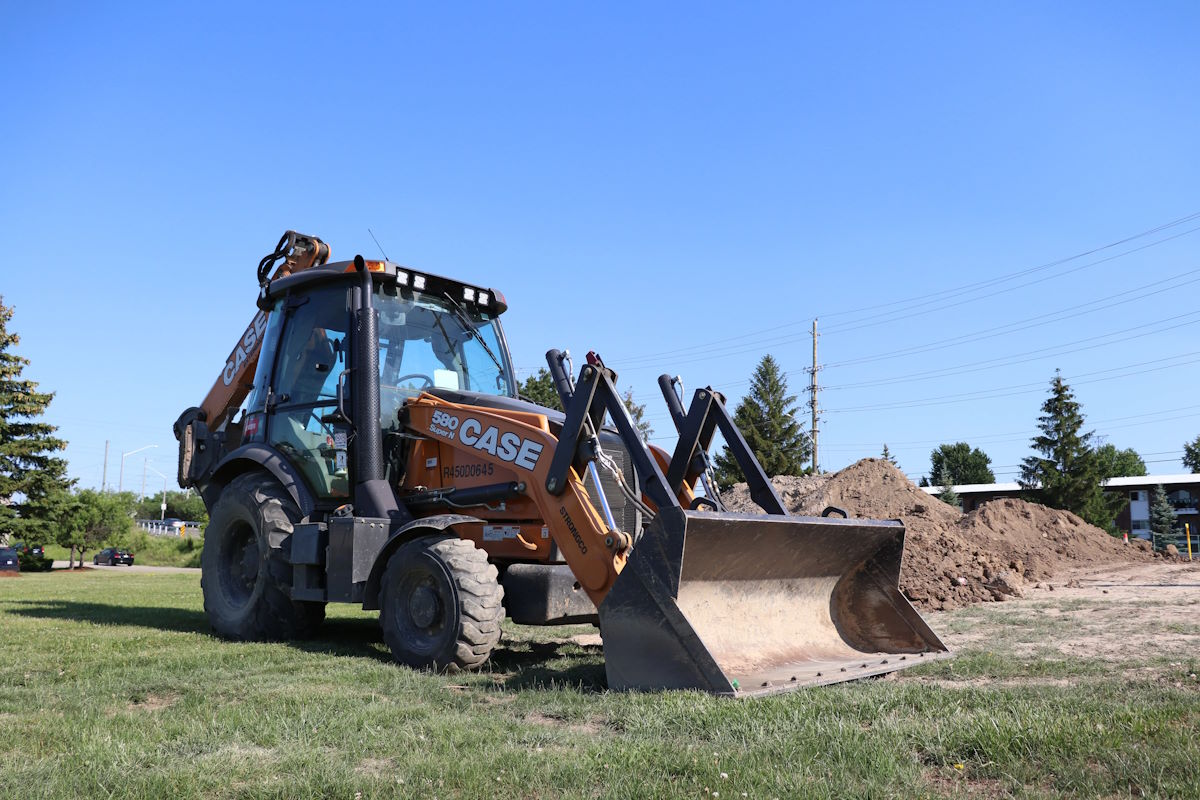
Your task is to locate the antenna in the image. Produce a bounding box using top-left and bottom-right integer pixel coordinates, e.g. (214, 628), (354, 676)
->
(367, 228), (390, 261)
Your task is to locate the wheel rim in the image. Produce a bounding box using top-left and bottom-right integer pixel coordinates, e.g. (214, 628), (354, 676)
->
(220, 520), (260, 608)
(387, 559), (455, 659)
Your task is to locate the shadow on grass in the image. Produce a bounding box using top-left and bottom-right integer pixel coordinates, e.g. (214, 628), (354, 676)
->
(490, 640), (608, 692)
(7, 599), (209, 633)
(7, 599), (611, 689)
(5, 599), (393, 663)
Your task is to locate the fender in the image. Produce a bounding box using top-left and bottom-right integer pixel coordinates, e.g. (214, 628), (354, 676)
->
(361, 513), (484, 610)
(205, 443), (317, 519)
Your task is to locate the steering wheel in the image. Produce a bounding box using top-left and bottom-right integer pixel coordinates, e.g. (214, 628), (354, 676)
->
(392, 373), (435, 390)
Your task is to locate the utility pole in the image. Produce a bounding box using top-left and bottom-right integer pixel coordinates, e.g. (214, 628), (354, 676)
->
(101, 440), (110, 491)
(808, 319), (820, 474)
(140, 458), (148, 501)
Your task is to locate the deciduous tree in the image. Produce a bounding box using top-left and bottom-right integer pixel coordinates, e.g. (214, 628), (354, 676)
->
(928, 442), (995, 487)
(1094, 443), (1146, 479)
(55, 489), (135, 566)
(135, 490), (209, 523)
(518, 368), (562, 411)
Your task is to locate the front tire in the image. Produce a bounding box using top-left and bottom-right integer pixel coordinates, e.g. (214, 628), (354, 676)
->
(378, 534), (504, 672)
(201, 472), (325, 641)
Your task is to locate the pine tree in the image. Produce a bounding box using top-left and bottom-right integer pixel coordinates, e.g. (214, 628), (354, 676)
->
(0, 298), (72, 545)
(1148, 484), (1177, 551)
(881, 444), (898, 467)
(621, 388), (653, 442)
(1019, 371), (1118, 532)
(1183, 435), (1200, 473)
(713, 355), (810, 488)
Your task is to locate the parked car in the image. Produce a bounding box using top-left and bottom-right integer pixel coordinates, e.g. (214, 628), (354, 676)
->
(0, 547), (18, 572)
(11, 541), (51, 571)
(93, 548), (135, 566)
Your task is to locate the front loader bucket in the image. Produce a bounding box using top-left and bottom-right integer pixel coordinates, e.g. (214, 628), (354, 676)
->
(598, 507), (950, 697)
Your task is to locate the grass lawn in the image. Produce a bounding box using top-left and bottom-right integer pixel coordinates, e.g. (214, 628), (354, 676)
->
(1, 569), (1198, 799)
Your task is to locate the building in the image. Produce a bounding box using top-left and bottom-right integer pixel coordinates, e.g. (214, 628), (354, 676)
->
(920, 474), (1200, 539)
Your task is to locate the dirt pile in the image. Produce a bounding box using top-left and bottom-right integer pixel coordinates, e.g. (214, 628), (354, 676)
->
(721, 458), (1154, 611)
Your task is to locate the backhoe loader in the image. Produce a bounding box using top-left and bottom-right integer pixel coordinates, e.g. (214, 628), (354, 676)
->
(175, 231), (948, 696)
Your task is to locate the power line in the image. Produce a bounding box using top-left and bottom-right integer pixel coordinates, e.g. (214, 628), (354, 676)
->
(823, 311), (1200, 390)
(822, 268), (1200, 370)
(607, 212), (1200, 368)
(824, 352), (1200, 413)
(615, 259), (1200, 380)
(819, 224), (1200, 336)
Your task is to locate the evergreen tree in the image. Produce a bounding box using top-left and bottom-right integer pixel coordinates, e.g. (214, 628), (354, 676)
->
(518, 368), (563, 411)
(1183, 435), (1200, 473)
(929, 442), (995, 486)
(1019, 371), (1118, 532)
(881, 444), (899, 467)
(620, 388), (653, 442)
(1148, 484), (1177, 551)
(713, 355), (809, 488)
(0, 298), (72, 545)
(936, 482), (960, 508)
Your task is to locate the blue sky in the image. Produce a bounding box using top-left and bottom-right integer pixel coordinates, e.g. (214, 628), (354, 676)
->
(2, 2), (1198, 492)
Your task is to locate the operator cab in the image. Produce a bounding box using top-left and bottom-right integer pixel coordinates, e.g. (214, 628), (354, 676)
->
(242, 260), (515, 505)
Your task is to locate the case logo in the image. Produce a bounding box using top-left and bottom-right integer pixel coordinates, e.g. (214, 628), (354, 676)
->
(457, 418), (543, 471)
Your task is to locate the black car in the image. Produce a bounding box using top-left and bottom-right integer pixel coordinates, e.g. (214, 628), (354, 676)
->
(11, 541), (50, 571)
(0, 547), (18, 572)
(12, 541), (43, 558)
(93, 548), (135, 566)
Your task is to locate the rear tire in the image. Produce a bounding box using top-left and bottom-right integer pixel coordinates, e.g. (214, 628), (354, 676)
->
(201, 472), (325, 641)
(378, 534), (504, 672)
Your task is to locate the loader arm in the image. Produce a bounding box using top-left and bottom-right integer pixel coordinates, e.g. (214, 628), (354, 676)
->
(404, 393), (629, 606)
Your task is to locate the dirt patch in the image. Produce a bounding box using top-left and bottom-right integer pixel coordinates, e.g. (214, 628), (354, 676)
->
(721, 458), (1176, 611)
(355, 757), (396, 778)
(110, 693), (179, 715)
(924, 767), (1010, 799)
(569, 633), (603, 647)
(0, 571), (21, 578)
(928, 562), (1200, 678)
(524, 711), (608, 735)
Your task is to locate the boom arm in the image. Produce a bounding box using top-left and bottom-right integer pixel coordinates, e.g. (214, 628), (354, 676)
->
(198, 231), (331, 431)
(175, 232), (329, 489)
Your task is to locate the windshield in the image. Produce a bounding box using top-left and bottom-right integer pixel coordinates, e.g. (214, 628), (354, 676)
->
(376, 287), (513, 419)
